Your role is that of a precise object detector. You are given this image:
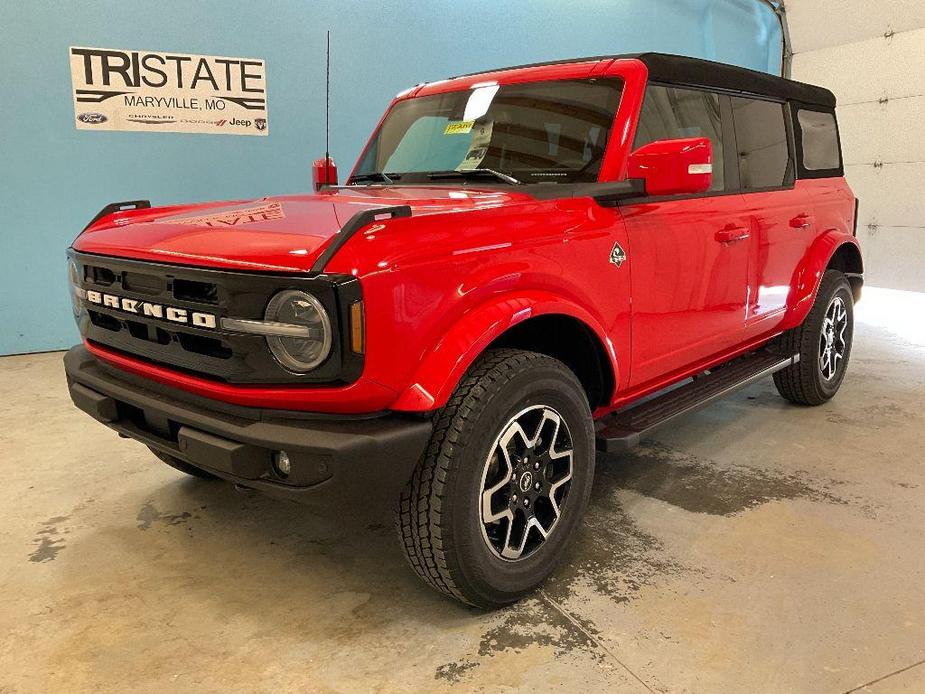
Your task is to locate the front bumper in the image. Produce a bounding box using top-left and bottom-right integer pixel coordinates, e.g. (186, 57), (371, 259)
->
(64, 345), (433, 509)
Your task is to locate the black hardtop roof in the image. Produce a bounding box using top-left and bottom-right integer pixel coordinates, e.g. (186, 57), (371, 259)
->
(451, 52), (836, 108)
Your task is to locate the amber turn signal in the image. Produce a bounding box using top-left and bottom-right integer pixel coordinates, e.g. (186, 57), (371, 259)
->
(350, 301), (365, 354)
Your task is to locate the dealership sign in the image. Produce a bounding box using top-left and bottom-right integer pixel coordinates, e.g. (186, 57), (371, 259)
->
(69, 46), (268, 136)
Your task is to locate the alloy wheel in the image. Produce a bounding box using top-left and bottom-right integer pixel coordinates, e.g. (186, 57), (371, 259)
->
(478, 405), (573, 561)
(819, 295), (849, 381)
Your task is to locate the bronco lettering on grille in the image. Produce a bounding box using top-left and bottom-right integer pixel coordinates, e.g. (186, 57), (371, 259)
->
(85, 290), (217, 329)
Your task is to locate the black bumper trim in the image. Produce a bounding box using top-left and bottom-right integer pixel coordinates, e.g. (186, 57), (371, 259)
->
(64, 345), (432, 509)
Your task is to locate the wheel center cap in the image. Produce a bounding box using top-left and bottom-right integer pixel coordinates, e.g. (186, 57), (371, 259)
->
(519, 471), (533, 493)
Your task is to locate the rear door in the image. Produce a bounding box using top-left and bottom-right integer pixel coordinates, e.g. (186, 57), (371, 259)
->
(622, 85), (750, 388)
(729, 96), (817, 337)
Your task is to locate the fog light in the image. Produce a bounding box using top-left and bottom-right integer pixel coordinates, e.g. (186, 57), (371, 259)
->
(274, 450), (291, 477)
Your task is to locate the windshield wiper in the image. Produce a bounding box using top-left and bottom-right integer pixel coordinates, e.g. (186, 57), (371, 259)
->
(428, 169), (521, 185)
(348, 172), (400, 185)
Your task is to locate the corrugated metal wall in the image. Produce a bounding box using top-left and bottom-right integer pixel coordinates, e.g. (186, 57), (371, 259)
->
(788, 0), (925, 292)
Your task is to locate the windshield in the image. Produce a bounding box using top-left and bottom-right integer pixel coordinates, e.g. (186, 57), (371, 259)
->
(351, 77), (624, 185)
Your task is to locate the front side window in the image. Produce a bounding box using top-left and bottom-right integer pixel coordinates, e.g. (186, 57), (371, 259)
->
(731, 96), (792, 189)
(633, 85), (725, 191)
(797, 109), (841, 171)
(352, 78), (624, 184)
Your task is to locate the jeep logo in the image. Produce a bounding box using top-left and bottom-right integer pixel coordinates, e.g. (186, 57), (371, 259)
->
(229, 118), (252, 128)
(77, 112), (108, 124)
(85, 290), (217, 329)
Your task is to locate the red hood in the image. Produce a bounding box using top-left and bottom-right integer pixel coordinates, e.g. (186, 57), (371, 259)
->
(73, 187), (533, 272)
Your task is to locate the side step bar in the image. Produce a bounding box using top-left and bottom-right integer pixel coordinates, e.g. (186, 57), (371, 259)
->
(595, 351), (799, 453)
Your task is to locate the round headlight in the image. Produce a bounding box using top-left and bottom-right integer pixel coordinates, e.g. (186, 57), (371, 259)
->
(264, 290), (332, 372)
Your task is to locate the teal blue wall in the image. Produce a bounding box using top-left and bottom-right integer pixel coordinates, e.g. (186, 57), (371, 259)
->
(0, 0), (781, 355)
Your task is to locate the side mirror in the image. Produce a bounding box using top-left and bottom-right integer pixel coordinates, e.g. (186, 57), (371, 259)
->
(312, 157), (338, 191)
(627, 137), (712, 197)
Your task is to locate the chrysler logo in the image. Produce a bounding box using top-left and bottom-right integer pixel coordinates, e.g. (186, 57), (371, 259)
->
(84, 290), (217, 329)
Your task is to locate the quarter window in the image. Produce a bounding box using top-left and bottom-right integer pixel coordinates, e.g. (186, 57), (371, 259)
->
(797, 109), (841, 171)
(731, 97), (792, 190)
(633, 85), (725, 192)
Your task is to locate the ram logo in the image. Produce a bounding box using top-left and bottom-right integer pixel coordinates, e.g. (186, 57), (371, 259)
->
(84, 290), (217, 329)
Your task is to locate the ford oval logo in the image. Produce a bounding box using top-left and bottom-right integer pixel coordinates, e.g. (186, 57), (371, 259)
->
(77, 112), (108, 124)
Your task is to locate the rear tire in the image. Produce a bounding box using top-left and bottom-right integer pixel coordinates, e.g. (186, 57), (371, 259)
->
(395, 349), (595, 609)
(149, 447), (219, 479)
(773, 269), (854, 405)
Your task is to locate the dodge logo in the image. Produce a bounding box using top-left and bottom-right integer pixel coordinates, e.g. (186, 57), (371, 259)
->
(85, 290), (217, 329)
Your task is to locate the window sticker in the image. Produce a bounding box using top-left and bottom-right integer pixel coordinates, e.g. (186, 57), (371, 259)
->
(444, 120), (475, 135)
(456, 121), (494, 170)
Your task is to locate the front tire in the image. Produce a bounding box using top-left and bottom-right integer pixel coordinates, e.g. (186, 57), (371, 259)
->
(395, 349), (595, 609)
(773, 269), (854, 405)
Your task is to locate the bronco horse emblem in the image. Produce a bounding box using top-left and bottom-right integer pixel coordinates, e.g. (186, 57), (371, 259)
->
(609, 241), (627, 268)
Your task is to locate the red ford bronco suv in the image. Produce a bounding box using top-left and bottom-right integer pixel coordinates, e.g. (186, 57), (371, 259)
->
(65, 53), (862, 608)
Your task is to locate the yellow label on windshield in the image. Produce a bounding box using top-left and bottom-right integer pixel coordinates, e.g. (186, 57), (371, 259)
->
(444, 120), (475, 135)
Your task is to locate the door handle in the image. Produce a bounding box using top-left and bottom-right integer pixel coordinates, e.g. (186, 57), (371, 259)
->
(715, 225), (750, 243)
(789, 213), (814, 229)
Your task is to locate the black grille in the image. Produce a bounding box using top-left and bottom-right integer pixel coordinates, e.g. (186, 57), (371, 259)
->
(123, 270), (169, 296)
(70, 251), (363, 385)
(173, 278), (219, 304)
(88, 309), (121, 332)
(90, 265), (117, 286)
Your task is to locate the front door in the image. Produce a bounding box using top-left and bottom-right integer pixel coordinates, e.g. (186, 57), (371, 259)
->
(623, 84), (749, 388)
(623, 197), (750, 387)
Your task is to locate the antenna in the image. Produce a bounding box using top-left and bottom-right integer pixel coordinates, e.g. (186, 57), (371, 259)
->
(325, 30), (330, 164)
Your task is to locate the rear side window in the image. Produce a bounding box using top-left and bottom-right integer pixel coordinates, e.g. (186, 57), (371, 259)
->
(730, 97), (792, 190)
(797, 109), (841, 171)
(633, 85), (725, 192)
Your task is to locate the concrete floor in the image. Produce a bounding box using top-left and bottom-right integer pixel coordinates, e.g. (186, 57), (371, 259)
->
(1, 288), (923, 694)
